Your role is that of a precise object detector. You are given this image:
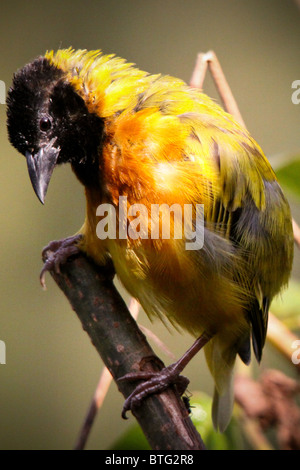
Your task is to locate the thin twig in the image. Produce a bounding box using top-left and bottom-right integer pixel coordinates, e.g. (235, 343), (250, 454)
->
(74, 367), (113, 450)
(190, 51), (246, 127)
(267, 312), (300, 372)
(292, 219), (300, 249)
(138, 325), (176, 361)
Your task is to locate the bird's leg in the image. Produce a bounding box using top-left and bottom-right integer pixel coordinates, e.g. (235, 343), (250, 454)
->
(40, 234), (83, 288)
(119, 332), (212, 418)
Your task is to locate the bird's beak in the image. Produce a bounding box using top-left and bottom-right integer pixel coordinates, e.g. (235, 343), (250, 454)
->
(25, 139), (60, 204)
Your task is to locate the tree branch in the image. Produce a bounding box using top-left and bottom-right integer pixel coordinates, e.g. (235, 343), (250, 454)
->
(45, 252), (205, 450)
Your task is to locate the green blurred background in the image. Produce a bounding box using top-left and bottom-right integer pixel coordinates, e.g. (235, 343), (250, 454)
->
(0, 0), (299, 450)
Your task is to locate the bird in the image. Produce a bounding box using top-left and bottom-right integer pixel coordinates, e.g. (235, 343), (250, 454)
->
(6, 48), (294, 432)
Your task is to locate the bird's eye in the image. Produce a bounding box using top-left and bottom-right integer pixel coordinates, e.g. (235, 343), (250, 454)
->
(39, 116), (52, 132)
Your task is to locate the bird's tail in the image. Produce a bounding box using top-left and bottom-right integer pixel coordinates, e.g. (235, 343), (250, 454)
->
(211, 375), (234, 433)
(204, 337), (236, 432)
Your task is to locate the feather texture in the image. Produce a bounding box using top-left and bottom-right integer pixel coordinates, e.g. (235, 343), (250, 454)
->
(8, 49), (294, 431)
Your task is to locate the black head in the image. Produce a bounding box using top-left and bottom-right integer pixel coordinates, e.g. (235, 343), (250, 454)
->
(7, 57), (104, 203)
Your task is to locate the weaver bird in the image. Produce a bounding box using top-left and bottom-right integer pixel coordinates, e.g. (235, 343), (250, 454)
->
(7, 49), (293, 431)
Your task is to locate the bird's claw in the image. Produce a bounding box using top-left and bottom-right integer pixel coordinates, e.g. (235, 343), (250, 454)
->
(118, 362), (190, 419)
(40, 234), (83, 288)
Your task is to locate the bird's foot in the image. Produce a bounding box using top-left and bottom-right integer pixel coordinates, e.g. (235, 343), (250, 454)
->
(40, 234), (83, 288)
(118, 356), (190, 419)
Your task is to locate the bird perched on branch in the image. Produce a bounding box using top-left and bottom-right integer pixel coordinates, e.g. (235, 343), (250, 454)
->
(7, 49), (293, 431)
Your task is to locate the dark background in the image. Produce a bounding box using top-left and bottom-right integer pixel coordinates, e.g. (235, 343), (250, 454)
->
(0, 0), (299, 449)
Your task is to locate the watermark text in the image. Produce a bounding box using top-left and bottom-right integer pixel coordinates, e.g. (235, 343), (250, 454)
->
(291, 80), (300, 104)
(0, 340), (6, 364)
(0, 80), (5, 104)
(96, 197), (204, 250)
